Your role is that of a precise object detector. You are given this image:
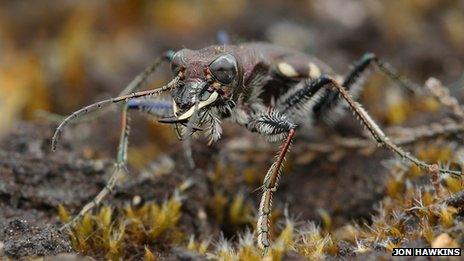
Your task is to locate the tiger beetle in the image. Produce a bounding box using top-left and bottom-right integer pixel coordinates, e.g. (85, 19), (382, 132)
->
(52, 42), (462, 253)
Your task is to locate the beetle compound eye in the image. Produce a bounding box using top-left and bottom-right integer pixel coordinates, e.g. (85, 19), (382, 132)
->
(209, 54), (237, 84)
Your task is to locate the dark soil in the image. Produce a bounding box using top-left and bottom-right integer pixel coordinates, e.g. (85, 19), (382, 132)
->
(0, 219), (71, 259)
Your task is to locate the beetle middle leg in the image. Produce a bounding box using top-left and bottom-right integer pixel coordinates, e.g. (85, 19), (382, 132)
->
(60, 99), (174, 230)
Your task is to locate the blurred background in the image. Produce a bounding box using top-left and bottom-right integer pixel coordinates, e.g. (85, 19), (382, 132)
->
(1, 0), (464, 138)
(1, 1), (464, 259)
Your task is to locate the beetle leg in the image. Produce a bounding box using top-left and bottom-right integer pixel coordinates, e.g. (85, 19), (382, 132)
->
(277, 77), (326, 122)
(313, 53), (423, 122)
(247, 112), (296, 254)
(42, 53), (172, 124)
(266, 74), (461, 250)
(301, 74), (461, 176)
(118, 51), (174, 96)
(60, 99), (176, 231)
(51, 50), (178, 151)
(60, 105), (130, 230)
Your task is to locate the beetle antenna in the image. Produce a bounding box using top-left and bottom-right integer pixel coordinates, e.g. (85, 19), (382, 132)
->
(51, 76), (180, 151)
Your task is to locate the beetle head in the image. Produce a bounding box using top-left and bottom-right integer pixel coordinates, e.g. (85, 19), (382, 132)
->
(160, 48), (242, 124)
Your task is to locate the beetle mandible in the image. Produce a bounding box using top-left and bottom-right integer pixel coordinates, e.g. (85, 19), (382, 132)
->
(52, 42), (462, 253)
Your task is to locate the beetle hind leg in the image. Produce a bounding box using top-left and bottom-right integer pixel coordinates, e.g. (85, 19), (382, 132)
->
(312, 74), (460, 176)
(313, 53), (423, 124)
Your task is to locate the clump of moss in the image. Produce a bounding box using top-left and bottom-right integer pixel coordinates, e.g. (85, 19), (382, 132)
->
(331, 147), (464, 254)
(206, 219), (296, 260)
(203, 218), (339, 260)
(59, 193), (183, 260)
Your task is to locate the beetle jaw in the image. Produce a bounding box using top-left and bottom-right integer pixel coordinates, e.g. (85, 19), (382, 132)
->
(176, 91), (220, 120)
(159, 90), (220, 124)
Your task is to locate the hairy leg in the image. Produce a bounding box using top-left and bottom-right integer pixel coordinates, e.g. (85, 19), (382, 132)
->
(314, 74), (461, 176)
(60, 105), (130, 230)
(247, 112), (297, 254)
(267, 74), (461, 253)
(119, 51), (174, 96)
(314, 53), (422, 122)
(60, 99), (174, 230)
(256, 56), (461, 252)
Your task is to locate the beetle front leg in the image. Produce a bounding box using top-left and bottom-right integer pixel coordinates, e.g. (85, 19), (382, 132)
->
(60, 99), (173, 230)
(248, 112), (297, 253)
(60, 105), (131, 230)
